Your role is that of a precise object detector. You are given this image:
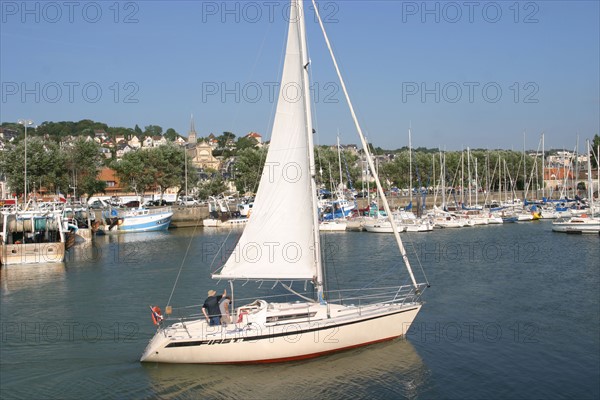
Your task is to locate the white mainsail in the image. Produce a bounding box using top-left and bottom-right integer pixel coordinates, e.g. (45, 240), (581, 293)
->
(216, 1), (317, 281)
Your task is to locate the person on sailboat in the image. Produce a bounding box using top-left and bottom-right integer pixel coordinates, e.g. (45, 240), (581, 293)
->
(202, 289), (226, 326)
(219, 296), (232, 325)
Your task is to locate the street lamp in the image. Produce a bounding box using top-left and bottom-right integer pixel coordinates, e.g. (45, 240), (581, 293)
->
(17, 119), (34, 206)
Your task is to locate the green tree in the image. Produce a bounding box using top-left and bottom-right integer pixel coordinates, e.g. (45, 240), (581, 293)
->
(197, 174), (228, 199)
(164, 128), (179, 141)
(591, 134), (599, 169)
(149, 144), (190, 198)
(0, 137), (68, 197)
(66, 138), (106, 201)
(234, 147), (267, 194)
(236, 136), (258, 151)
(315, 146), (360, 191)
(111, 151), (155, 194)
(144, 125), (163, 136)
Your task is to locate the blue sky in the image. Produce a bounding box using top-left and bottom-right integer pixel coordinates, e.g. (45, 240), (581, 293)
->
(1, 1), (598, 151)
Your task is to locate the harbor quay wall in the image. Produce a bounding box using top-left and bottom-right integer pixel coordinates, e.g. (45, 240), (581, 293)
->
(0, 191), (536, 231)
(88, 190), (533, 228)
(92, 206), (209, 229)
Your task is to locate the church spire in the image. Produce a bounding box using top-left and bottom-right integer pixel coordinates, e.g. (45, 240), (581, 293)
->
(188, 114), (197, 144)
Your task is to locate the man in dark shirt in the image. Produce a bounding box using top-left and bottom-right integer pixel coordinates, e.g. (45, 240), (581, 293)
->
(202, 288), (227, 326)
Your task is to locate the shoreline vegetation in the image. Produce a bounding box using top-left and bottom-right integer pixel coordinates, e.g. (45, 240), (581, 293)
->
(1, 120), (598, 202)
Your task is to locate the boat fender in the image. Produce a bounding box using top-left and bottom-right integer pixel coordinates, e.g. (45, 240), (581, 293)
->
(151, 306), (163, 325)
(237, 310), (248, 323)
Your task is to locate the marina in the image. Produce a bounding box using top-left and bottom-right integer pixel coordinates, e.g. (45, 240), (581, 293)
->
(1, 0), (598, 398)
(0, 222), (598, 398)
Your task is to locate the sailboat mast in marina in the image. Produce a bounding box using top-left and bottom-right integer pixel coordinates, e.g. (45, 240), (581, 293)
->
(141, 0), (427, 364)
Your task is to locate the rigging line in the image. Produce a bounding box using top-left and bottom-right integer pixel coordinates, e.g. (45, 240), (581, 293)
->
(228, 13), (274, 132)
(245, 16), (289, 197)
(166, 206), (203, 308)
(314, 0), (419, 289)
(209, 227), (240, 274)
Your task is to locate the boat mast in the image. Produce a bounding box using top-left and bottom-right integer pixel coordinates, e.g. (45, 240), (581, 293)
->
(541, 133), (545, 199)
(523, 131), (527, 202)
(432, 152), (436, 206)
(461, 150), (465, 206)
(586, 139), (593, 209)
(337, 133), (343, 195)
(467, 147), (472, 207)
(441, 151), (446, 209)
(312, 0), (420, 289)
(474, 156), (478, 207)
(296, 0), (324, 300)
(409, 127), (413, 206)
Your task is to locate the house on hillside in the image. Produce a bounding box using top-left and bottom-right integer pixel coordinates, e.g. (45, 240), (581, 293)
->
(142, 136), (153, 148)
(94, 130), (107, 143)
(152, 136), (167, 147)
(246, 132), (262, 146)
(116, 144), (133, 159)
(98, 167), (121, 194)
(128, 136), (141, 149)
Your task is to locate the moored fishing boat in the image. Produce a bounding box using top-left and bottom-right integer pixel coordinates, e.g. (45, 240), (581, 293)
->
(99, 206), (173, 233)
(1, 204), (67, 265)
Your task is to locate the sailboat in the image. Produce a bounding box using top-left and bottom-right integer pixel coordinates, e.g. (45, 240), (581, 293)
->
(319, 136), (350, 231)
(140, 0), (427, 364)
(552, 139), (600, 234)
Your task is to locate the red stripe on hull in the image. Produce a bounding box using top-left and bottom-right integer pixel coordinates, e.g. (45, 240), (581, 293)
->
(207, 335), (403, 365)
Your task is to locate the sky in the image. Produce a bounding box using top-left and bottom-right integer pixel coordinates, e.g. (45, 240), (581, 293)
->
(1, 0), (598, 151)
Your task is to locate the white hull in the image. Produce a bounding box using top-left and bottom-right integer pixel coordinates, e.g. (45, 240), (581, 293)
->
(1, 242), (65, 265)
(364, 221), (407, 233)
(101, 208), (173, 233)
(203, 218), (248, 228)
(1, 209), (67, 265)
(404, 221), (434, 232)
(141, 300), (421, 364)
(552, 217), (600, 233)
(435, 221), (464, 228)
(486, 216), (504, 224)
(516, 213), (534, 221)
(319, 220), (347, 231)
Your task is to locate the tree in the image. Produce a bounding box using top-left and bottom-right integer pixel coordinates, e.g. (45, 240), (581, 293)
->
(164, 128), (179, 142)
(314, 146), (360, 191)
(149, 144), (190, 198)
(234, 147), (267, 194)
(111, 151), (155, 194)
(591, 134), (600, 169)
(197, 174), (228, 199)
(144, 125), (163, 136)
(236, 136), (258, 151)
(134, 124), (143, 135)
(67, 138), (106, 201)
(0, 137), (68, 197)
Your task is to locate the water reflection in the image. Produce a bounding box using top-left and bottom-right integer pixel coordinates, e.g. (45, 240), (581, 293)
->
(0, 262), (66, 294)
(142, 339), (430, 399)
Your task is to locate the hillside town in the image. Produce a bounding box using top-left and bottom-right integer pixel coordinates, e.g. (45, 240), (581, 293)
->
(0, 120), (598, 205)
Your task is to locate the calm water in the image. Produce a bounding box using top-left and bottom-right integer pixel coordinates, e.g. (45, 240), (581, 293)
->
(1, 221), (598, 399)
